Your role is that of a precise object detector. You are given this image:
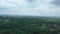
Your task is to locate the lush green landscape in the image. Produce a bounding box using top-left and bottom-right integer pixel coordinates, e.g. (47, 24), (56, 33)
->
(0, 16), (60, 34)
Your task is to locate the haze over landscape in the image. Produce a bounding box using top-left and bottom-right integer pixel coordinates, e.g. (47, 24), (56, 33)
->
(0, 0), (60, 34)
(0, 0), (60, 17)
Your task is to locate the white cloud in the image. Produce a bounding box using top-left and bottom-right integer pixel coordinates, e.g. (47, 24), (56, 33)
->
(0, 0), (60, 17)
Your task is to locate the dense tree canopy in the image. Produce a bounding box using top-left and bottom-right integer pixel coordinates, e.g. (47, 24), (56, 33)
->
(0, 16), (60, 34)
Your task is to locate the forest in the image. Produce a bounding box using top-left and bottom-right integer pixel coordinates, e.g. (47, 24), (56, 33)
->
(0, 16), (60, 34)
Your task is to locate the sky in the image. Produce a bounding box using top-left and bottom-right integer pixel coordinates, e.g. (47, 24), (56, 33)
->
(0, 0), (60, 17)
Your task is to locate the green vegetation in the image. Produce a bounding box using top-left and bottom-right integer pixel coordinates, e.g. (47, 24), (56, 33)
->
(0, 16), (60, 34)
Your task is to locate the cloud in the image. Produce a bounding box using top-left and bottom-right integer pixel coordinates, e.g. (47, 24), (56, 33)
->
(0, 0), (60, 17)
(52, 0), (60, 6)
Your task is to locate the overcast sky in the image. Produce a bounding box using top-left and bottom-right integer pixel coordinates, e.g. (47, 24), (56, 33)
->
(0, 0), (60, 17)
